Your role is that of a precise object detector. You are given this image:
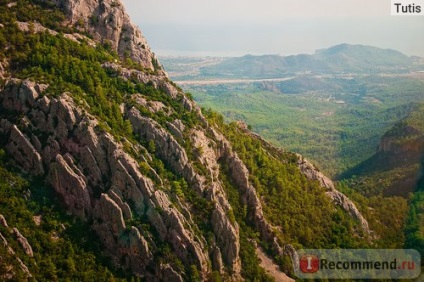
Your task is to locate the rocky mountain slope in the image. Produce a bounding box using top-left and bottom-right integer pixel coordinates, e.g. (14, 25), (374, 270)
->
(0, 0), (373, 280)
(341, 103), (424, 197)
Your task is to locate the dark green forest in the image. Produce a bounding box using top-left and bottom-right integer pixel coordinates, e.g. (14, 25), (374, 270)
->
(0, 150), (134, 280)
(0, 0), (422, 280)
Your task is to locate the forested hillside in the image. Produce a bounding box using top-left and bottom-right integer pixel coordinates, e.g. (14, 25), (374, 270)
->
(0, 0), (418, 280)
(342, 103), (424, 197)
(180, 44), (414, 80)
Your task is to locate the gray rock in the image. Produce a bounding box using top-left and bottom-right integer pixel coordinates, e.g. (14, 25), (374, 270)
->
(79, 145), (103, 187)
(0, 61), (5, 79)
(211, 204), (240, 273)
(118, 226), (152, 276)
(166, 121), (184, 140)
(30, 134), (42, 152)
(36, 95), (51, 113)
(1, 79), (45, 112)
(0, 231), (32, 278)
(5, 125), (44, 175)
(49, 154), (91, 218)
(94, 193), (126, 236)
(52, 0), (161, 73)
(172, 119), (185, 133)
(108, 190), (132, 220)
(326, 190), (371, 234)
(126, 109), (190, 176)
(212, 245), (224, 274)
(18, 79), (39, 107)
(296, 154), (334, 190)
(12, 228), (34, 257)
(0, 214), (8, 227)
(296, 155), (371, 234)
(160, 264), (184, 282)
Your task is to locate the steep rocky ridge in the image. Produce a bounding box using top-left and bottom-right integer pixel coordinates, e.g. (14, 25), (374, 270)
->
(0, 73), (372, 279)
(0, 0), (373, 280)
(46, 0), (162, 73)
(236, 124), (370, 235)
(0, 79), (213, 279)
(296, 155), (370, 234)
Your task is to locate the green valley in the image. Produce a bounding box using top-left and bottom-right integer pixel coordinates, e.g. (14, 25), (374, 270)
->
(161, 48), (424, 178)
(0, 0), (422, 280)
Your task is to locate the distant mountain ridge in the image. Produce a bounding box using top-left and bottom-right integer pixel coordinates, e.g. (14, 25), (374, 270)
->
(196, 44), (415, 79)
(0, 0), (377, 280)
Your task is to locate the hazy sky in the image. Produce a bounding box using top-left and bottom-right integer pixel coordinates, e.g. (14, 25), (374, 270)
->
(122, 0), (424, 57)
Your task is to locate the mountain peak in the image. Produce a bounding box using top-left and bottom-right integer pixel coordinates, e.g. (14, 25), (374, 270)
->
(315, 43), (410, 63)
(50, 0), (163, 73)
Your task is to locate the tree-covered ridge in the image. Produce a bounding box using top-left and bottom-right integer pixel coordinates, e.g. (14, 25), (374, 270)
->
(181, 73), (424, 178)
(405, 190), (424, 258)
(337, 103), (424, 255)
(189, 44), (414, 80)
(0, 9), (199, 137)
(0, 150), (133, 280)
(340, 102), (424, 197)
(0, 0), (415, 280)
(205, 108), (417, 272)
(204, 110), (368, 250)
(1, 1), (280, 280)
(383, 102), (424, 144)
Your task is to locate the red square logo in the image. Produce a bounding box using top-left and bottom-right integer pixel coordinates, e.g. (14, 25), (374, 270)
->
(300, 255), (319, 273)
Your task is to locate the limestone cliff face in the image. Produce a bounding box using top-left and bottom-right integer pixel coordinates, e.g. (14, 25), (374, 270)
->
(0, 79), (213, 279)
(0, 76), (314, 279)
(377, 125), (424, 165)
(0, 0), (374, 279)
(48, 0), (162, 73)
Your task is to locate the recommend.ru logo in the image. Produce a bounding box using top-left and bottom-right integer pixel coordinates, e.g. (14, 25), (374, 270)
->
(295, 249), (421, 279)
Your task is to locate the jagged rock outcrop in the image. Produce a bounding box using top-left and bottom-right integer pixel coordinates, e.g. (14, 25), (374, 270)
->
(12, 228), (34, 258)
(158, 264), (184, 282)
(0, 214), (8, 227)
(296, 154), (335, 190)
(93, 194), (152, 276)
(49, 0), (161, 73)
(17, 21), (97, 47)
(0, 78), (213, 279)
(5, 125), (44, 176)
(108, 190), (133, 220)
(325, 189), (370, 233)
(50, 154), (92, 218)
(0, 0), (377, 279)
(0, 232), (32, 278)
(102, 62), (198, 112)
(0, 215), (32, 278)
(296, 155), (371, 234)
(203, 126), (299, 272)
(126, 107), (242, 275)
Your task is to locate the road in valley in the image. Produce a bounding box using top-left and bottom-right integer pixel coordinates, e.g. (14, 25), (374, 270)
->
(174, 76), (295, 86)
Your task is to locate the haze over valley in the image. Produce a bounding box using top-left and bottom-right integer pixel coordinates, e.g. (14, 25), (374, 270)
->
(160, 44), (424, 177)
(0, 0), (423, 281)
